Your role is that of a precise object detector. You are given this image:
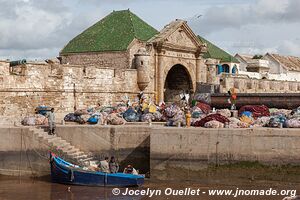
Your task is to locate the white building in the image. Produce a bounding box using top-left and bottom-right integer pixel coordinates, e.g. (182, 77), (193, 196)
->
(234, 53), (300, 82)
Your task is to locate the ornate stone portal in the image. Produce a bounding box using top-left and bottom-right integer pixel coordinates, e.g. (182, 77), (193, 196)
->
(147, 20), (207, 103)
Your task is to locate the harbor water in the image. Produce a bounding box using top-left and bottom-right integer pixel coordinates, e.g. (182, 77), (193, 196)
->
(1, 175), (299, 200)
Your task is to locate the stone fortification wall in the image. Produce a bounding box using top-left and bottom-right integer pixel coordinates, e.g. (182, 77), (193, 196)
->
(60, 51), (129, 70)
(219, 74), (300, 93)
(0, 60), (153, 124)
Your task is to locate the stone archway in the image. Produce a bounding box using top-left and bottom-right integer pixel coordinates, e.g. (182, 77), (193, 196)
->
(164, 64), (193, 103)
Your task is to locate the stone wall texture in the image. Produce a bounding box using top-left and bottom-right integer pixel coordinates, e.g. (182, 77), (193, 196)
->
(1, 51), (300, 124)
(150, 127), (300, 181)
(61, 51), (129, 70)
(0, 60), (154, 124)
(220, 74), (300, 93)
(0, 127), (49, 176)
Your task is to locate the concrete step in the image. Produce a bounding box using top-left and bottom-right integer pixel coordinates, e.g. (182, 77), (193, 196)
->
(32, 128), (46, 133)
(47, 137), (62, 142)
(79, 157), (94, 162)
(58, 142), (72, 148)
(60, 146), (74, 152)
(31, 130), (46, 136)
(53, 142), (70, 149)
(73, 154), (88, 160)
(52, 140), (68, 146)
(38, 134), (53, 140)
(30, 127), (96, 168)
(67, 151), (84, 157)
(65, 148), (81, 154)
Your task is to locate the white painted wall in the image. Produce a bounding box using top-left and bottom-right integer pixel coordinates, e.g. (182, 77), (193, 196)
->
(234, 55), (247, 71)
(263, 54), (285, 74)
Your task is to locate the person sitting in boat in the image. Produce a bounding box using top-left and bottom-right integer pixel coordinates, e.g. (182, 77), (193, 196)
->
(98, 157), (110, 173)
(123, 165), (138, 175)
(109, 156), (119, 173)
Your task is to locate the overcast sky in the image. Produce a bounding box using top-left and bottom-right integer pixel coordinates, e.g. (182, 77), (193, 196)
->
(0, 0), (300, 60)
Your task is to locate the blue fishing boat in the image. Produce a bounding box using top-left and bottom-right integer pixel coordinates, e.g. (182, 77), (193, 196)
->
(50, 153), (144, 187)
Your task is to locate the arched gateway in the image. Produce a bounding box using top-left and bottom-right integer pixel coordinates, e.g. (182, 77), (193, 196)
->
(164, 64), (193, 103)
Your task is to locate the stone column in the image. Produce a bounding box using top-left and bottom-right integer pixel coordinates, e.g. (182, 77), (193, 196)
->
(157, 54), (164, 103)
(205, 59), (218, 85)
(196, 57), (201, 83)
(196, 57), (207, 83)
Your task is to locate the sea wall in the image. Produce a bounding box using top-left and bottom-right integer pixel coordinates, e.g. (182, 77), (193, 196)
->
(150, 127), (300, 181)
(1, 126), (300, 181)
(56, 125), (151, 174)
(0, 127), (49, 177)
(0, 125), (151, 177)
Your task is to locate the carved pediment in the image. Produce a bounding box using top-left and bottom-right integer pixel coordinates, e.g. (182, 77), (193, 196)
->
(148, 20), (203, 53)
(165, 28), (197, 49)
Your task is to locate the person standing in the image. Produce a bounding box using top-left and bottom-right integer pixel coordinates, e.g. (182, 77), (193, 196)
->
(228, 87), (237, 110)
(109, 156), (119, 173)
(46, 108), (56, 135)
(98, 157), (110, 173)
(185, 110), (192, 128)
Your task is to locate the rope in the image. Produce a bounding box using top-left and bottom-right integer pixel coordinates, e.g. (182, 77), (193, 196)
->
(32, 148), (49, 160)
(23, 130), (52, 160)
(22, 134), (34, 177)
(19, 129), (22, 182)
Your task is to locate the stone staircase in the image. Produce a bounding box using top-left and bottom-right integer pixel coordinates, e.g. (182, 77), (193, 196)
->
(29, 127), (97, 167)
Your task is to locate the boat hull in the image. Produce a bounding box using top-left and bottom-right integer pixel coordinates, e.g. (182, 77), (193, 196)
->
(50, 154), (144, 187)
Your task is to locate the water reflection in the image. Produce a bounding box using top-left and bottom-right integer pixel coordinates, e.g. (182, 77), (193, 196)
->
(0, 176), (299, 200)
(50, 184), (142, 200)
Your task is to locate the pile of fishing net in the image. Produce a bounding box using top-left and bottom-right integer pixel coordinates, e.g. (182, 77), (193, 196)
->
(228, 117), (241, 128)
(286, 107), (300, 128)
(193, 113), (230, 127)
(191, 106), (204, 118)
(196, 102), (211, 114)
(123, 107), (140, 122)
(140, 112), (163, 122)
(107, 113), (126, 125)
(291, 107), (300, 119)
(193, 93), (211, 104)
(239, 105), (269, 119)
(204, 120), (224, 128)
(286, 118), (300, 128)
(217, 109), (231, 118)
(22, 114), (48, 126)
(64, 113), (85, 124)
(268, 114), (287, 128)
(190, 106), (206, 126)
(253, 116), (270, 127)
(269, 108), (292, 117)
(163, 104), (186, 126)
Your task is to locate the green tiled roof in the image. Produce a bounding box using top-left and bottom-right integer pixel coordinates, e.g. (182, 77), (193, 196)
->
(61, 10), (158, 54)
(197, 35), (239, 63)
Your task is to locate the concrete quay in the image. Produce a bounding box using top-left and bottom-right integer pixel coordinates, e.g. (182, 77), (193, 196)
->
(150, 127), (300, 182)
(0, 125), (300, 182)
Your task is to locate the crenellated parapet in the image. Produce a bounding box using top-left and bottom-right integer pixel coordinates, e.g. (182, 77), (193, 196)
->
(219, 73), (300, 93)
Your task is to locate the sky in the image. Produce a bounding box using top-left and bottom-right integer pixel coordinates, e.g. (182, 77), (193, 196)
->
(0, 0), (300, 60)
